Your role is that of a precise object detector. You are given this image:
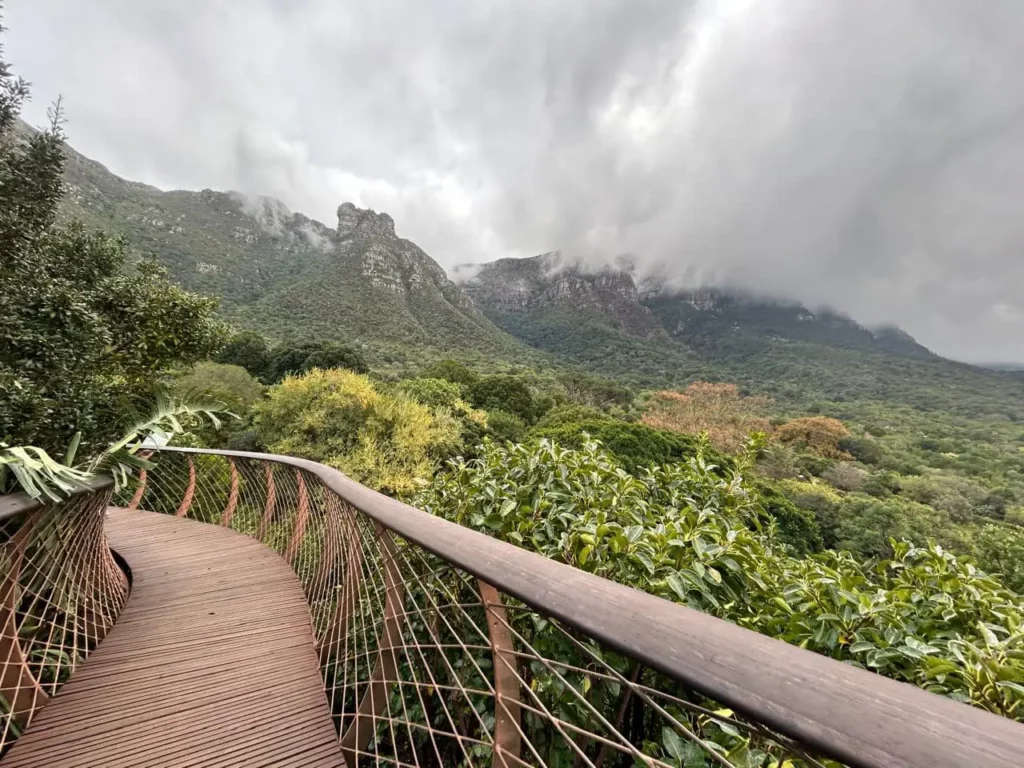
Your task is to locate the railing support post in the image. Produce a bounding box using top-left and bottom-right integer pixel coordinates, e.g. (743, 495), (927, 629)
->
(478, 580), (523, 768)
(340, 526), (405, 767)
(220, 458), (240, 528)
(175, 456), (196, 517)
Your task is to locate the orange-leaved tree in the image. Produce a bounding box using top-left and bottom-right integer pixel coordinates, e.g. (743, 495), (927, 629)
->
(642, 382), (771, 452)
(775, 416), (851, 458)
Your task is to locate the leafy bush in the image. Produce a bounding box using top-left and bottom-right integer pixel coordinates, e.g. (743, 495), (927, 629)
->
(468, 375), (547, 424)
(396, 377), (464, 409)
(822, 462), (870, 492)
(419, 439), (1024, 725)
(530, 418), (728, 474)
(215, 330), (270, 379)
(254, 368), (459, 495)
(174, 362), (263, 413)
(839, 435), (884, 464)
(263, 340), (368, 383)
(420, 359), (479, 389)
(483, 409), (527, 443)
(556, 370), (634, 409)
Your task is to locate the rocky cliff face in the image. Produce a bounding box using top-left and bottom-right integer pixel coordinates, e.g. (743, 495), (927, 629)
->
(460, 253), (665, 338)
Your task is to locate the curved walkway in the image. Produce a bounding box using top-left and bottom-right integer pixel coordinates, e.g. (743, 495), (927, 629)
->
(1, 508), (345, 768)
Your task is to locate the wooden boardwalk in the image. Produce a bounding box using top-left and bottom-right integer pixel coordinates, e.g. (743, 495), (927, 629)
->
(1, 508), (345, 767)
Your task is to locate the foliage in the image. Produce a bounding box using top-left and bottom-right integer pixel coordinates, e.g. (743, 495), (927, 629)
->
(419, 439), (1024, 726)
(174, 362), (263, 412)
(0, 397), (227, 500)
(482, 410), (526, 444)
(974, 525), (1024, 594)
(396, 376), (488, 457)
(556, 370), (633, 409)
(215, 330), (270, 379)
(533, 403), (607, 429)
(530, 418), (728, 474)
(396, 377), (464, 409)
(253, 368), (460, 496)
(420, 359), (480, 389)
(776, 416), (851, 458)
(642, 383), (772, 453)
(263, 340), (368, 383)
(822, 462), (869, 492)
(0, 65), (225, 459)
(468, 375), (548, 424)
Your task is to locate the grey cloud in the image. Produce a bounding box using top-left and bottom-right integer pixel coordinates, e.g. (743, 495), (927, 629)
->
(7, 0), (1024, 361)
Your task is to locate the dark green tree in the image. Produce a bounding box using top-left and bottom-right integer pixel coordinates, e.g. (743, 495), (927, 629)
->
(421, 359), (479, 389)
(468, 375), (545, 424)
(215, 330), (270, 379)
(0, 28), (226, 457)
(264, 340), (368, 383)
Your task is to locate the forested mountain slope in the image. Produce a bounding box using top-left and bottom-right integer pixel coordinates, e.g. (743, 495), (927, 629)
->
(45, 122), (1024, 417)
(42, 122), (525, 360)
(462, 254), (1024, 419)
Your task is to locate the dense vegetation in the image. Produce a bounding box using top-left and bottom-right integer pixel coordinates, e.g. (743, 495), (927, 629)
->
(0, 47), (224, 463)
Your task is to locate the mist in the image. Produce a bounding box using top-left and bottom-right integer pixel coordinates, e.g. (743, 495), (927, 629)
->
(8, 0), (1024, 362)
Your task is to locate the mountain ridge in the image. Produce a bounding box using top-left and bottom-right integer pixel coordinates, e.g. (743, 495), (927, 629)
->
(42, 121), (1024, 417)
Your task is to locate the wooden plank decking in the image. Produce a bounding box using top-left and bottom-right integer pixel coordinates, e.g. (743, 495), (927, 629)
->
(1, 508), (345, 767)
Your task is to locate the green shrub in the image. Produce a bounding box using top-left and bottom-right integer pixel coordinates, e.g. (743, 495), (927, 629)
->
(419, 438), (1024, 724)
(484, 410), (527, 444)
(531, 418), (730, 473)
(254, 368), (459, 495)
(468, 375), (546, 424)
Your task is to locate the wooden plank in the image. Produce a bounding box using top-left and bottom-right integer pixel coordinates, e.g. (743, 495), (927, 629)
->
(0, 508), (344, 768)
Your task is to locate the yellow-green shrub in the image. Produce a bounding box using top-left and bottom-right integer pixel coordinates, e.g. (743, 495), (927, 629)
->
(254, 368), (459, 496)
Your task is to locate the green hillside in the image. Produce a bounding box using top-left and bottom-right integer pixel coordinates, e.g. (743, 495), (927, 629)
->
(42, 122), (528, 364)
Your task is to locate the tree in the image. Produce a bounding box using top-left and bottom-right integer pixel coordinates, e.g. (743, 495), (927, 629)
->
(557, 371), (633, 409)
(253, 368), (459, 496)
(173, 362), (263, 413)
(642, 382), (771, 453)
(776, 416), (851, 458)
(421, 359), (479, 389)
(215, 330), (270, 379)
(263, 340), (368, 383)
(0, 51), (226, 457)
(469, 375), (546, 424)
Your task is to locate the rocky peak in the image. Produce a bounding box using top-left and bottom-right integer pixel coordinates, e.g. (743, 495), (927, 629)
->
(462, 253), (664, 338)
(336, 202), (396, 240)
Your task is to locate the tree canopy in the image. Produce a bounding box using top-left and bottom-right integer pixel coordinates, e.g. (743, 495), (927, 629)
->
(0, 70), (225, 457)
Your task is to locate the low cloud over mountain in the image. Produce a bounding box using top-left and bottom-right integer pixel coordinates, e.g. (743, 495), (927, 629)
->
(10, 0), (1024, 361)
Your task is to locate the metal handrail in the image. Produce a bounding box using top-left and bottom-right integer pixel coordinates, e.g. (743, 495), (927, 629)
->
(155, 447), (1024, 768)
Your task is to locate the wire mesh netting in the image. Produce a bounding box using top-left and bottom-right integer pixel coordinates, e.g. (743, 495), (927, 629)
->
(126, 450), (841, 768)
(0, 484), (129, 752)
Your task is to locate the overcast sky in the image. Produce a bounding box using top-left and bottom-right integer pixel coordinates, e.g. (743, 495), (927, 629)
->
(8, 0), (1024, 362)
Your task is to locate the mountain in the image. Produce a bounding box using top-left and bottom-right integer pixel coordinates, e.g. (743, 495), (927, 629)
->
(44, 124), (1024, 417)
(460, 254), (1024, 418)
(46, 123), (524, 361)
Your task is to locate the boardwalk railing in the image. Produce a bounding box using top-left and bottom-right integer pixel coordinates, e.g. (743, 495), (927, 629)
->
(2, 447), (1024, 766)
(0, 478), (129, 747)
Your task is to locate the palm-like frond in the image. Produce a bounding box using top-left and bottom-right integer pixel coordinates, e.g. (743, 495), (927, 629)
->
(0, 444), (93, 502)
(1, 396), (234, 501)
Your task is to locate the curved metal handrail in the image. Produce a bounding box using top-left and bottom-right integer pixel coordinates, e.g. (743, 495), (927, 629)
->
(144, 447), (1024, 768)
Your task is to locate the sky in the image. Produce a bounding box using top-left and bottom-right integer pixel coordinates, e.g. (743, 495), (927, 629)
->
(8, 0), (1024, 363)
